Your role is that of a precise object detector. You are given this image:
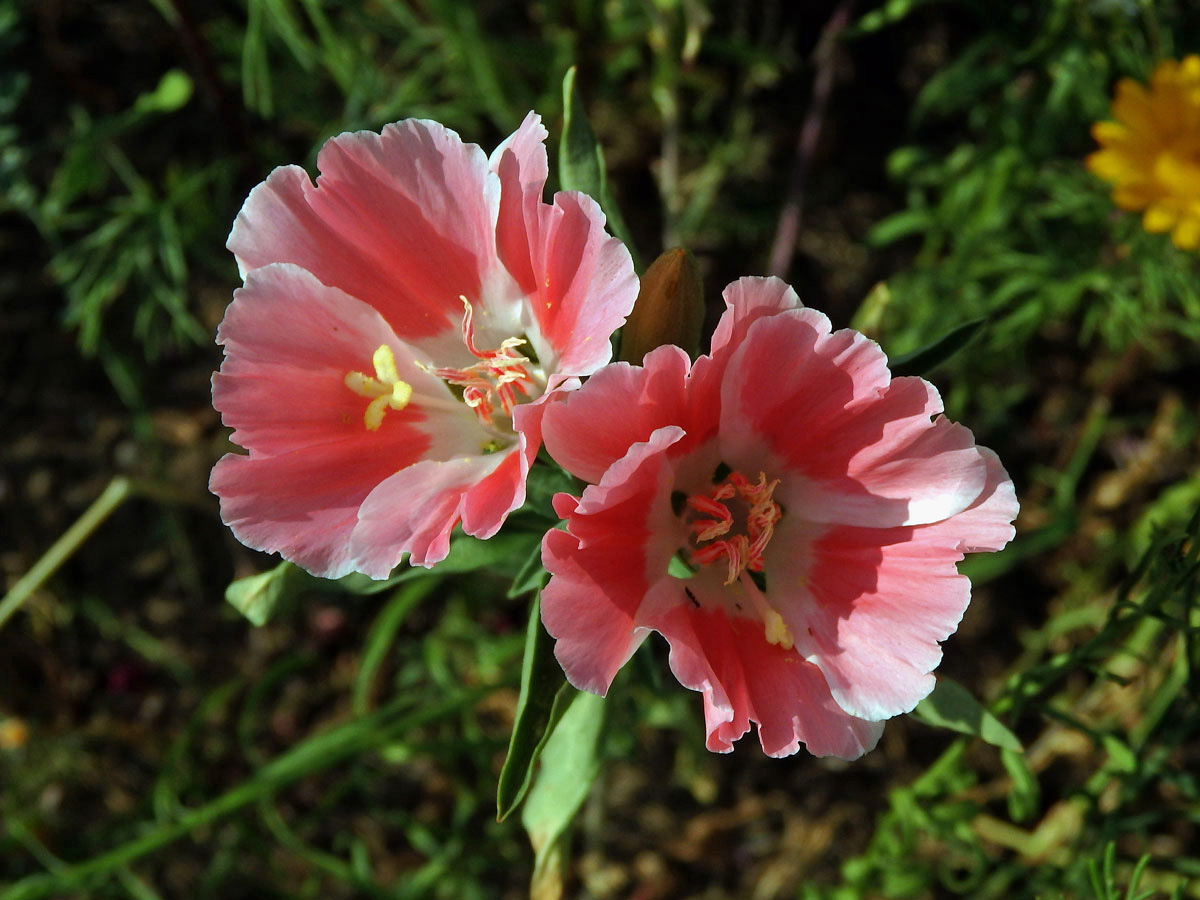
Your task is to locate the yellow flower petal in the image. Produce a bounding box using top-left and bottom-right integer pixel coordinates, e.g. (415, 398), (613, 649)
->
(1143, 205), (1176, 233)
(1171, 216), (1200, 249)
(1091, 121), (1131, 146)
(1113, 183), (1154, 209)
(1087, 149), (1133, 181)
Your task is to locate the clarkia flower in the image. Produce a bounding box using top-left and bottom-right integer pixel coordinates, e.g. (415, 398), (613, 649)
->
(211, 114), (637, 578)
(1088, 56), (1200, 250)
(539, 278), (1018, 758)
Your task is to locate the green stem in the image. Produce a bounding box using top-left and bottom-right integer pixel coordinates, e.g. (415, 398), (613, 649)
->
(0, 477), (210, 632)
(0, 477), (133, 630)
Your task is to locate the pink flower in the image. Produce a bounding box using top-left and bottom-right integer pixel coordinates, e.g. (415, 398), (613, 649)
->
(211, 113), (637, 578)
(539, 277), (1018, 758)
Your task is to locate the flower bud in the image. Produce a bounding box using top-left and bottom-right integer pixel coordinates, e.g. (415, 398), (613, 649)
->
(619, 247), (704, 362)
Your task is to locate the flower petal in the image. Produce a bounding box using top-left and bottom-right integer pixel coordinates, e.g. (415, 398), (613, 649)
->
(541, 426), (688, 694)
(527, 190), (638, 377)
(212, 263), (479, 458)
(210, 442), (406, 580)
(209, 264), (490, 580)
(351, 454), (510, 576)
(647, 603), (884, 759)
(489, 111), (549, 296)
(541, 344), (694, 483)
(227, 119), (503, 342)
(707, 276), (803, 363)
(771, 445), (1017, 720)
(722, 311), (987, 528)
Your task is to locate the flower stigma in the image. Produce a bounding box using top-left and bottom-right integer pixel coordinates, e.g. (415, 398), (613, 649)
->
(417, 297), (544, 432)
(345, 344), (413, 431)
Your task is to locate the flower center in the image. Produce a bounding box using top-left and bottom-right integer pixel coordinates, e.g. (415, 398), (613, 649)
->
(345, 344), (413, 431)
(674, 468), (794, 649)
(418, 297), (540, 428)
(684, 470), (782, 586)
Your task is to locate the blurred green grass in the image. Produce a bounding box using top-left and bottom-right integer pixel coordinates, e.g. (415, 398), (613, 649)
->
(1, 0), (1198, 898)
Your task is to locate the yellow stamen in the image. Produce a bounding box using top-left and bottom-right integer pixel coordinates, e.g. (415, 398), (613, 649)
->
(345, 344), (412, 431)
(762, 609), (795, 650)
(739, 572), (795, 650)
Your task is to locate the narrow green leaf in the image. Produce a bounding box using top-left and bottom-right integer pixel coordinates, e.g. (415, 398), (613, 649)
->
(999, 746), (1040, 823)
(889, 317), (987, 377)
(1101, 733), (1138, 774)
(559, 67), (637, 264)
(521, 690), (606, 899)
(353, 579), (441, 716)
(559, 66), (604, 201)
(334, 529), (544, 596)
(507, 540), (548, 599)
(497, 595), (574, 820)
(910, 676), (1023, 751)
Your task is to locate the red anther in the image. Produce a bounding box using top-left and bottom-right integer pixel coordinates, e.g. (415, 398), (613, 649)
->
(427, 298), (538, 426)
(682, 469), (782, 585)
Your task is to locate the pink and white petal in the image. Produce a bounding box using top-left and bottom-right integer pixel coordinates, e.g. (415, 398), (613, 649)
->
(459, 443), (529, 539)
(790, 416), (989, 530)
(541, 426), (688, 694)
(541, 527), (655, 696)
(227, 119), (502, 342)
(924, 446), (1018, 553)
(527, 190), (637, 377)
(541, 345), (693, 483)
(707, 276), (803, 362)
(719, 308), (895, 474)
(648, 603), (883, 759)
(722, 313), (988, 528)
(351, 454), (507, 577)
(456, 391), (563, 538)
(774, 452), (1014, 723)
(210, 436), (424, 580)
(489, 111), (549, 296)
(212, 264), (477, 458)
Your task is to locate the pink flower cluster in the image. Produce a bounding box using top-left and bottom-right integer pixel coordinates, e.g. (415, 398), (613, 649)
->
(212, 115), (1017, 759)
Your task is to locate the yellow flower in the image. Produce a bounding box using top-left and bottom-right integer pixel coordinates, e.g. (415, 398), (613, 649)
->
(1088, 55), (1200, 250)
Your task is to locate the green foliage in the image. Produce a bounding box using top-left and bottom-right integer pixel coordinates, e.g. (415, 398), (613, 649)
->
(520, 691), (606, 900)
(910, 676), (1022, 752)
(860, 0), (1200, 422)
(496, 596), (574, 822)
(808, 508), (1200, 900)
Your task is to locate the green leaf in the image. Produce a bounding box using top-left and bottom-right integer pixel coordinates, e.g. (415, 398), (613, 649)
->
(559, 67), (637, 265)
(132, 70), (193, 116)
(521, 690), (606, 899)
(1101, 733), (1137, 774)
(910, 676), (1023, 751)
(999, 746), (1040, 823)
(889, 317), (987, 378)
(337, 529), (544, 596)
(559, 66), (604, 201)
(225, 561), (304, 626)
(521, 463), (579, 522)
(496, 595), (575, 821)
(507, 541), (548, 599)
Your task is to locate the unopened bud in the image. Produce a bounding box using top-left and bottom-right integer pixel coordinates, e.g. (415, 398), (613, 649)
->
(619, 247), (704, 362)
